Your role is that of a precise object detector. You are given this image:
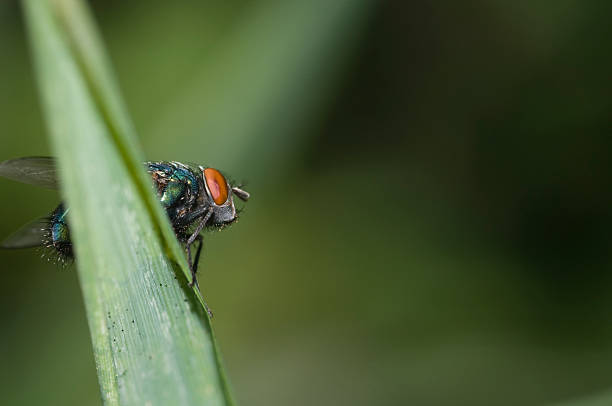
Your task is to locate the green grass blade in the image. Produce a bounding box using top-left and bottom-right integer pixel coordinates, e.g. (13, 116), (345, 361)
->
(22, 0), (233, 404)
(50, 0), (197, 291)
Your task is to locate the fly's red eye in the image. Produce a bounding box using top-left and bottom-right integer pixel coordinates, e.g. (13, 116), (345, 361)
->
(204, 168), (229, 205)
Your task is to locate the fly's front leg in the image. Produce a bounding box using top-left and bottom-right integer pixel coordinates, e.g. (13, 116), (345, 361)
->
(186, 208), (213, 288)
(193, 235), (204, 274)
(186, 235), (203, 280)
(186, 234), (213, 318)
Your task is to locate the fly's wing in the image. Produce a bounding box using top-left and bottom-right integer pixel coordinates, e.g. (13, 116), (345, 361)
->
(0, 157), (58, 189)
(1, 217), (48, 249)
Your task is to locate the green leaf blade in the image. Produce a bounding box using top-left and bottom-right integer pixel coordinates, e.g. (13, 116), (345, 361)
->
(22, 0), (233, 404)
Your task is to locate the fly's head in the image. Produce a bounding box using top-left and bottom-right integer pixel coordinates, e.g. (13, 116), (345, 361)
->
(201, 167), (249, 225)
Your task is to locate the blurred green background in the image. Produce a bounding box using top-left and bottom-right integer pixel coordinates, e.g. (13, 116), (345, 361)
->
(2, 1), (612, 405)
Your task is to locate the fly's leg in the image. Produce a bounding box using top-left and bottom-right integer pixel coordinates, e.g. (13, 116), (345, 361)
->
(179, 207), (213, 318)
(186, 235), (203, 281)
(192, 235), (204, 274)
(186, 235), (213, 318)
(186, 209), (212, 286)
(174, 206), (211, 230)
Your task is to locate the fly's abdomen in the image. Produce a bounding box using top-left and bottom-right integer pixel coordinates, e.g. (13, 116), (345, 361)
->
(48, 204), (73, 259)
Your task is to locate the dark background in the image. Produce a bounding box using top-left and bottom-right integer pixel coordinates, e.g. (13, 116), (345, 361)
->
(1, 1), (612, 405)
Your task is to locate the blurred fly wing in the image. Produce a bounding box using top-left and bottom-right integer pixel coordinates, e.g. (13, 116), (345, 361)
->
(1, 217), (48, 249)
(0, 157), (59, 189)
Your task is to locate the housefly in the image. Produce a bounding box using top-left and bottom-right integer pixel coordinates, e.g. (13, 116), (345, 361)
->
(0, 157), (249, 290)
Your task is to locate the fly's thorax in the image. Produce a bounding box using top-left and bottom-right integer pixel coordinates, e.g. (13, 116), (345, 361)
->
(199, 166), (237, 225)
(149, 161), (200, 208)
